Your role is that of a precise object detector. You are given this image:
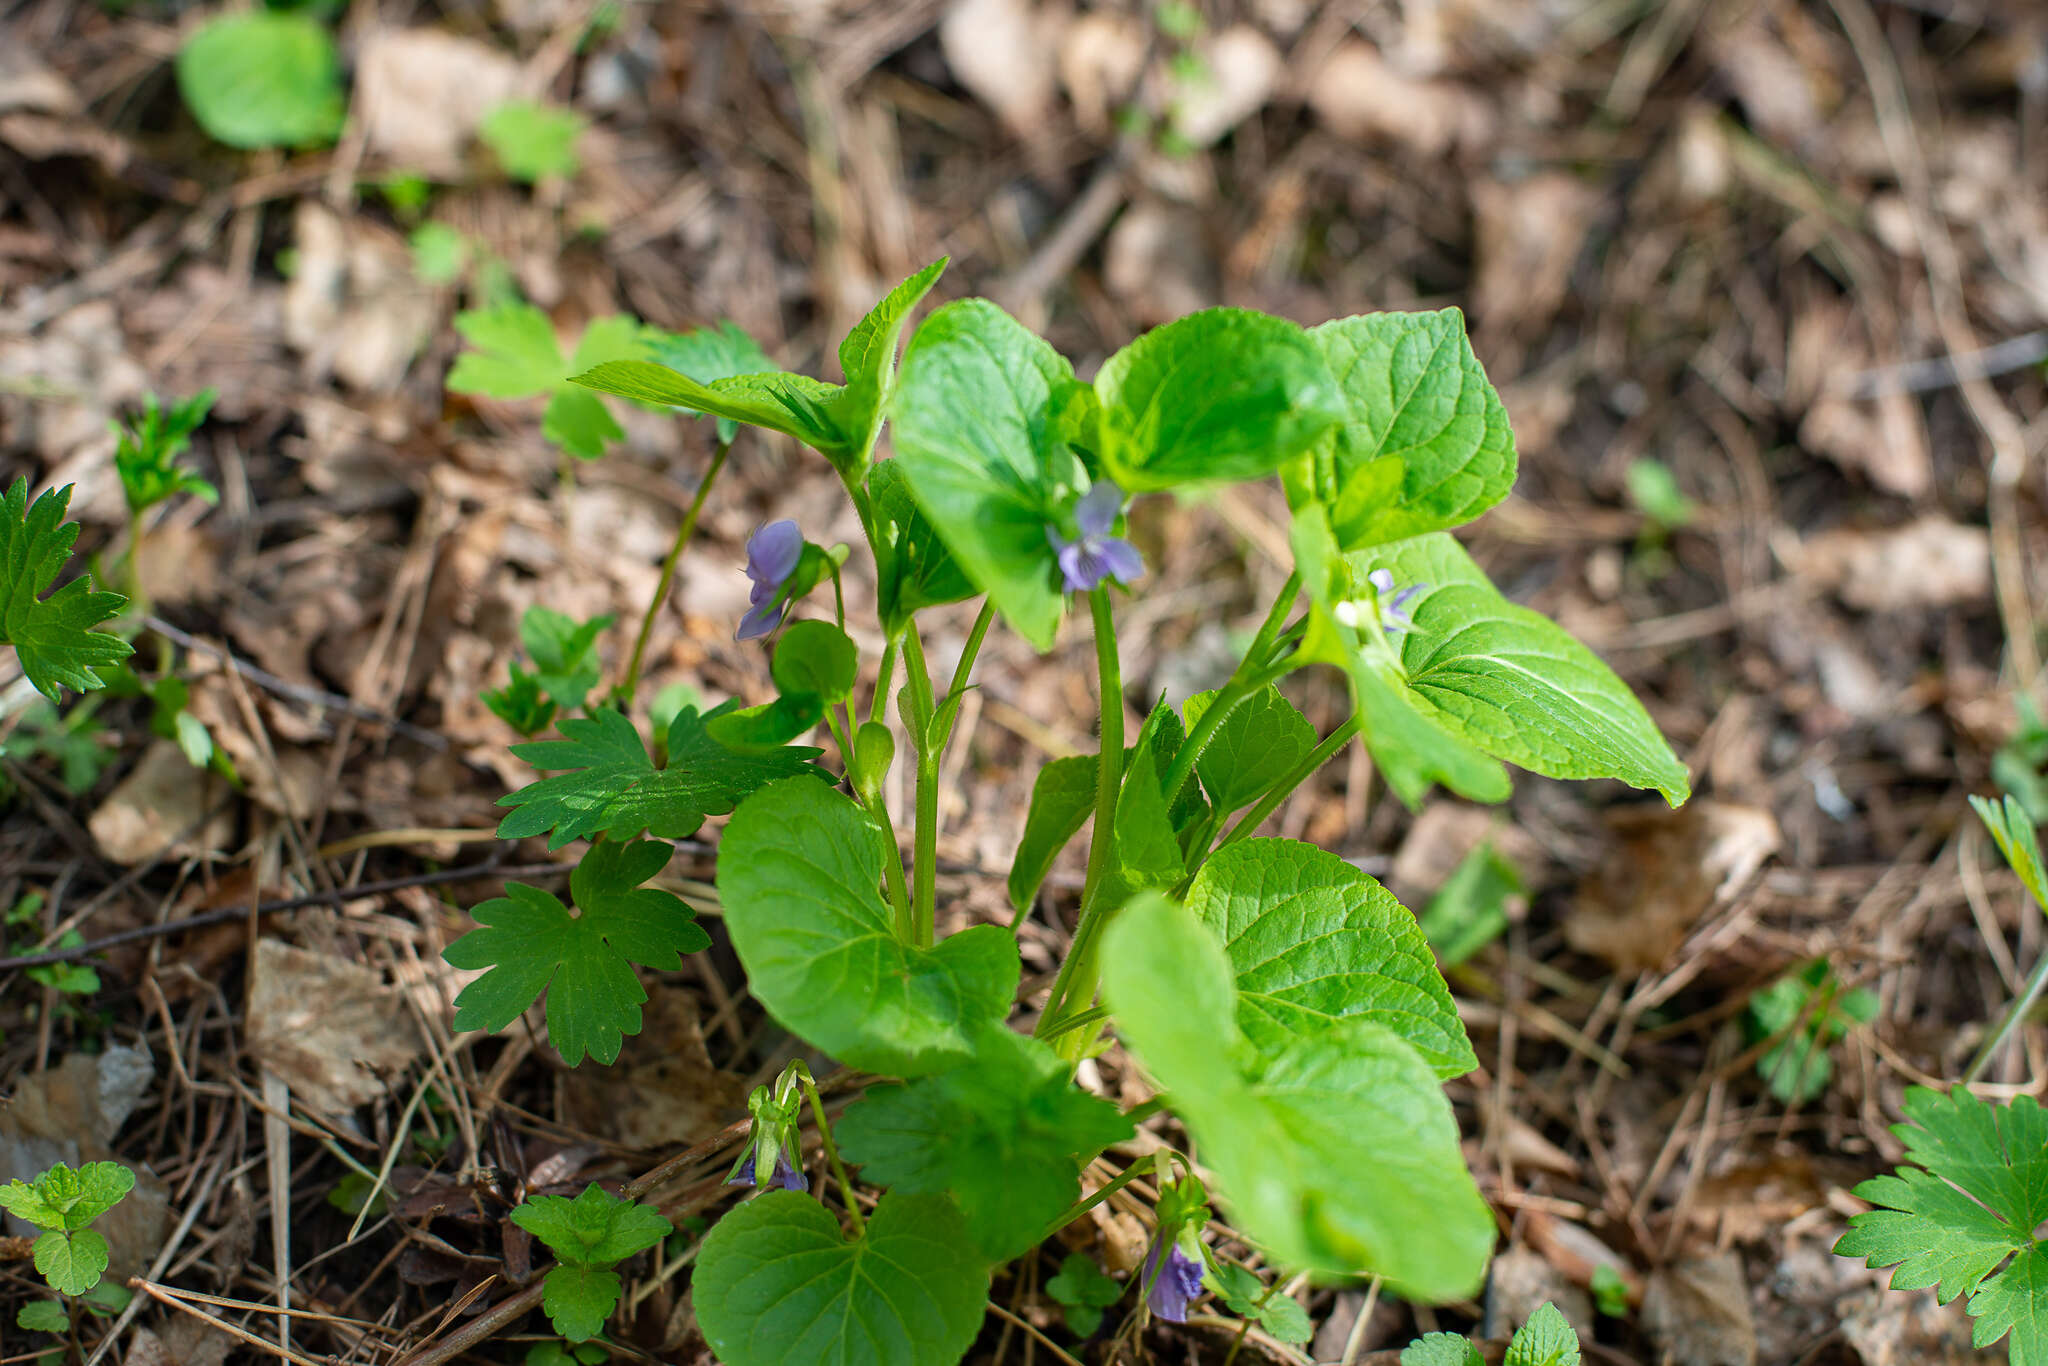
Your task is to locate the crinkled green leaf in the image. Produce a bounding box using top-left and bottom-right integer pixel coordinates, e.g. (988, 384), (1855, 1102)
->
(1504, 1303), (1581, 1366)
(17, 1300), (67, 1333)
(541, 1265), (618, 1342)
(890, 299), (1086, 651)
(870, 460), (975, 637)
(718, 778), (1019, 1076)
(511, 1185), (672, 1266)
(694, 1191), (987, 1366)
(445, 838), (709, 1065)
(1185, 838), (1476, 1079)
(1089, 308), (1344, 491)
(495, 704), (820, 850)
(1299, 309), (1516, 549)
(1007, 753), (1096, 913)
(175, 13), (343, 149)
(0, 479), (133, 701)
(1402, 1333), (1484, 1366)
(836, 1024), (1131, 1260)
(1836, 1087), (2048, 1363)
(33, 1229), (109, 1296)
(0, 1161), (133, 1231)
(1101, 895), (1492, 1299)
(1183, 685), (1316, 813)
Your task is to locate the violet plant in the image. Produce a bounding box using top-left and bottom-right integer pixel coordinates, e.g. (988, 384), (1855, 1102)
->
(443, 260), (1691, 1358)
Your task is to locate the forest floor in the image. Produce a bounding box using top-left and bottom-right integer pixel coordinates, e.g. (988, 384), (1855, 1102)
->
(3, 0), (2048, 1362)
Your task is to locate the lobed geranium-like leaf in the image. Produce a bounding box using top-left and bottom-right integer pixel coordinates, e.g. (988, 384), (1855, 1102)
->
(693, 1191), (987, 1366)
(718, 778), (1019, 1076)
(17, 1301), (68, 1334)
(890, 298), (1087, 652)
(0, 479), (133, 702)
(511, 1184), (673, 1267)
(644, 321), (776, 443)
(1088, 308), (1344, 492)
(447, 308), (644, 460)
(1184, 839), (1476, 1079)
(495, 704), (819, 850)
(1101, 895), (1493, 1300)
(445, 839), (709, 1065)
(837, 1024), (1131, 1260)
(479, 101), (583, 184)
(1297, 308), (1517, 550)
(1836, 1087), (2048, 1365)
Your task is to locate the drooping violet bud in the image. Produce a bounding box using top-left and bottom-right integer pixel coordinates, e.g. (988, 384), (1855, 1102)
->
(737, 520), (804, 640)
(1334, 567), (1425, 636)
(1046, 481), (1144, 593)
(1141, 1237), (1204, 1323)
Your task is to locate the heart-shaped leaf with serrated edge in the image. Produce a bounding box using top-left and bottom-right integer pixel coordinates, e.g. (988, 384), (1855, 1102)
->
(1102, 895), (1493, 1300)
(1183, 685), (1317, 814)
(1185, 838), (1477, 1079)
(694, 1191), (988, 1366)
(32, 1230), (108, 1296)
(836, 1024), (1132, 1260)
(890, 298), (1087, 652)
(1298, 308), (1517, 550)
(1353, 532), (1689, 805)
(1402, 1333), (1484, 1366)
(1089, 308), (1344, 492)
(718, 777), (1018, 1076)
(1505, 1303), (1581, 1366)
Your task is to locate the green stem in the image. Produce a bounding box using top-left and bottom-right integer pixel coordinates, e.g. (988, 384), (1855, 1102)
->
(1038, 1153), (1155, 1242)
(796, 1070), (864, 1237)
(869, 638), (898, 730)
(1966, 947), (2048, 1084)
(1035, 591), (1125, 1051)
(934, 599), (997, 738)
(902, 626), (941, 945)
(1156, 573), (1302, 809)
(620, 437), (730, 705)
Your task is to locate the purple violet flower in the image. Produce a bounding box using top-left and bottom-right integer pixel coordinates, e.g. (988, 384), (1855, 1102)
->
(737, 520), (804, 641)
(1046, 481), (1144, 593)
(1141, 1237), (1203, 1323)
(724, 1151), (808, 1193)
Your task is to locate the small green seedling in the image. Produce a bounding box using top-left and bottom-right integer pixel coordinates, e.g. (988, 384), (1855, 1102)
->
(1209, 1261), (1312, 1344)
(0, 1161), (136, 1296)
(446, 307), (648, 460)
(1624, 458), (1697, 531)
(1402, 1301), (1581, 1365)
(509, 1184), (673, 1342)
(1044, 1253), (1122, 1336)
(1746, 958), (1877, 1104)
(409, 223), (471, 285)
(480, 102), (584, 184)
(1590, 1263), (1631, 1317)
(113, 390), (218, 519)
(1, 699), (116, 795)
(1993, 700), (2048, 825)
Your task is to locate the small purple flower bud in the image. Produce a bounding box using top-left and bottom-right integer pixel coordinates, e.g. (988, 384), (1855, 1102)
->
(1046, 482), (1145, 593)
(1337, 568), (1425, 636)
(1141, 1237), (1203, 1323)
(737, 520), (804, 640)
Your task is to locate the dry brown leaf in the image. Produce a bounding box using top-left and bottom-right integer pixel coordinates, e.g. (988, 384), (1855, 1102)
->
(1566, 801), (1779, 974)
(1794, 518), (1992, 613)
(1104, 202), (1215, 327)
(246, 938), (425, 1118)
(88, 740), (235, 866)
(560, 993), (748, 1152)
(1059, 12), (1145, 137)
(1170, 27), (1281, 149)
(1305, 40), (1494, 158)
(1471, 174), (1601, 342)
(353, 30), (524, 180)
(283, 203), (439, 393)
(940, 0), (1065, 140)
(0, 301), (147, 486)
(1487, 1245), (1595, 1345)
(1643, 1253), (1758, 1366)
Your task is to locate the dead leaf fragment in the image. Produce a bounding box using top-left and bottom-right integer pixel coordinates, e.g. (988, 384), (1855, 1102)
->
(1059, 12), (1146, 136)
(1794, 518), (1992, 613)
(1306, 40), (1494, 158)
(1170, 27), (1281, 149)
(247, 938), (425, 1117)
(1104, 201), (1215, 326)
(1472, 174), (1601, 341)
(940, 0), (1064, 140)
(283, 203), (439, 393)
(88, 740), (236, 866)
(1567, 801), (1779, 973)
(1643, 1254), (1758, 1366)
(353, 30), (524, 180)
(561, 993), (747, 1153)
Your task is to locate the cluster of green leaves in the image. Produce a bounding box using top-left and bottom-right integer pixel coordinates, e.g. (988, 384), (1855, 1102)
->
(482, 606), (614, 737)
(1402, 1302), (1582, 1365)
(0, 1161), (135, 1296)
(439, 262), (1693, 1365)
(9, 892), (101, 998)
(113, 390), (218, 517)
(1745, 958), (1877, 1104)
(509, 1184), (672, 1341)
(0, 479), (133, 702)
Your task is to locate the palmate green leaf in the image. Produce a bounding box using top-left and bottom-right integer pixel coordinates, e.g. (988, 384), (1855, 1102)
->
(520, 606), (614, 707)
(1185, 839), (1476, 1079)
(1836, 1087), (2048, 1363)
(1972, 794), (2048, 914)
(718, 778), (1019, 1076)
(891, 298), (1087, 651)
(1183, 685), (1316, 813)
(1355, 533), (1689, 804)
(1290, 506), (1506, 806)
(836, 1024), (1131, 1260)
(1504, 1303), (1581, 1366)
(870, 461), (975, 637)
(0, 479), (133, 702)
(495, 704), (820, 850)
(1008, 753), (1096, 912)
(694, 1191), (987, 1366)
(1101, 895), (1493, 1299)
(1401, 1333), (1483, 1366)
(645, 321), (776, 443)
(445, 839), (709, 1065)
(545, 317), (645, 458)
(511, 1185), (672, 1266)
(1089, 308), (1344, 491)
(33, 1229), (109, 1296)
(1299, 308), (1517, 550)
(175, 12), (344, 150)
(448, 309), (644, 460)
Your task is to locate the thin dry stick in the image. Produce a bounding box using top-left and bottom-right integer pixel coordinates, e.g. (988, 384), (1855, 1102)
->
(984, 1302), (1084, 1366)
(131, 1280), (328, 1366)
